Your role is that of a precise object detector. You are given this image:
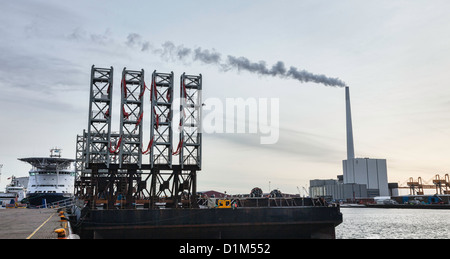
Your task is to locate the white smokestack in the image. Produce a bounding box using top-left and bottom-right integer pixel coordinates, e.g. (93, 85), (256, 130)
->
(345, 86), (355, 160)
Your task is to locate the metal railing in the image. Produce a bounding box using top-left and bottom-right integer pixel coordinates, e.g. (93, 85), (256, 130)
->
(34, 197), (76, 209)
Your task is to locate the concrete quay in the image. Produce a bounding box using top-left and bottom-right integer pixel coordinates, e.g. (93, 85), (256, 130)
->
(0, 208), (73, 239)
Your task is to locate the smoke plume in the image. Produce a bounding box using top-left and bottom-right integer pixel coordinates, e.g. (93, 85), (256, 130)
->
(126, 33), (347, 87)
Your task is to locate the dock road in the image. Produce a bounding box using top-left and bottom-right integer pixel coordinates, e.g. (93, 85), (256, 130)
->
(0, 208), (63, 239)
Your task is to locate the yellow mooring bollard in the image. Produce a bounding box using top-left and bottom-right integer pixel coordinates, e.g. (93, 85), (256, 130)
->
(54, 228), (67, 239)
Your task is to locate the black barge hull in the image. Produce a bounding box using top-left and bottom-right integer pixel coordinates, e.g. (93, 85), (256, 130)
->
(77, 206), (342, 239)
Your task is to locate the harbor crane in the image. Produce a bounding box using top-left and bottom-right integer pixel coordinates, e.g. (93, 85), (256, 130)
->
(297, 186), (309, 197)
(400, 174), (450, 195)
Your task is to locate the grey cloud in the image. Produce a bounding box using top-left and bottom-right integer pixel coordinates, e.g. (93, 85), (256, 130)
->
(0, 50), (84, 93)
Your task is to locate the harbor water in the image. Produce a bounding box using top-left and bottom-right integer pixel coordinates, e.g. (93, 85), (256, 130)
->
(336, 207), (450, 239)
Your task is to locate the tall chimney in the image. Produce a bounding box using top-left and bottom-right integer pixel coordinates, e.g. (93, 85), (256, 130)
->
(345, 86), (355, 160)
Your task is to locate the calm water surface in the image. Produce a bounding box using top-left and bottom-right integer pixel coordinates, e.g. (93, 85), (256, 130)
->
(336, 207), (450, 239)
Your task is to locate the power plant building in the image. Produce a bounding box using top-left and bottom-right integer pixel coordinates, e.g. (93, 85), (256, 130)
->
(343, 158), (389, 197)
(310, 87), (390, 201)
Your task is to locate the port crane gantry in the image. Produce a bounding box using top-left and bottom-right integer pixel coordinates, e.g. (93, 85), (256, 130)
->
(399, 174), (450, 195)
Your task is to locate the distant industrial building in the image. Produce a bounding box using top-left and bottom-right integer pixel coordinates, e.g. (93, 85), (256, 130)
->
(310, 87), (391, 201)
(343, 158), (389, 197)
(310, 177), (367, 201)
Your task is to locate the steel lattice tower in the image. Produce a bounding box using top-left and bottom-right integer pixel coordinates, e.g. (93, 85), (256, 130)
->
(147, 71), (175, 206)
(85, 65), (113, 168)
(169, 73), (202, 208)
(119, 68), (145, 168)
(75, 130), (87, 176)
(179, 73), (202, 170)
(149, 71), (174, 168)
(74, 130), (87, 197)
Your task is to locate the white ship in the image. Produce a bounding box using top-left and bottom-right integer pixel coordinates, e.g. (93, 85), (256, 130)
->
(0, 176), (27, 208)
(19, 148), (75, 207)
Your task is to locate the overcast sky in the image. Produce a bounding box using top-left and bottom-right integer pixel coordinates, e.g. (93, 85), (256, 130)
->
(1, 0), (450, 194)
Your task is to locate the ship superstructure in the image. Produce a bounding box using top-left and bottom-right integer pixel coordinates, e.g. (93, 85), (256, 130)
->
(19, 148), (75, 206)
